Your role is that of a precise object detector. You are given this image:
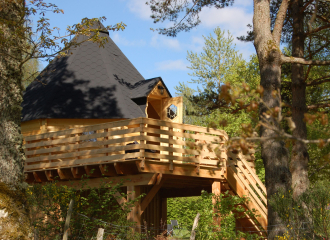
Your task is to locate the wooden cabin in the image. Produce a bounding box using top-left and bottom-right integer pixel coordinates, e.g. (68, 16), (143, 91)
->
(21, 22), (267, 237)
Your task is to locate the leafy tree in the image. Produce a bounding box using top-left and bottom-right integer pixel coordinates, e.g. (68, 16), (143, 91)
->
(0, 0), (125, 237)
(175, 28), (265, 181)
(176, 28), (252, 133)
(148, 1), (330, 237)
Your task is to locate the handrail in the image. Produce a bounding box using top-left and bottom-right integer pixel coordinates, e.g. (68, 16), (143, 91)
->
(24, 118), (226, 172)
(226, 150), (268, 230)
(23, 117), (267, 231)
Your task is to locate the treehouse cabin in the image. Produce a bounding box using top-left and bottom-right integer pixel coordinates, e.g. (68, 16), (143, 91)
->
(21, 22), (268, 237)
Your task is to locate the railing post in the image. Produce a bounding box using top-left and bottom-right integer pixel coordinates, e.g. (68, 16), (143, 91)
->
(169, 127), (173, 171)
(140, 123), (145, 169)
(195, 132), (201, 174)
(104, 128), (109, 157)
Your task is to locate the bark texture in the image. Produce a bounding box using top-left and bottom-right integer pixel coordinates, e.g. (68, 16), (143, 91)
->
(290, 0), (309, 199)
(253, 0), (291, 238)
(0, 0), (31, 238)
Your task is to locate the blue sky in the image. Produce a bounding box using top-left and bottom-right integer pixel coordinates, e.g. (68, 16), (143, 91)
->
(38, 0), (255, 96)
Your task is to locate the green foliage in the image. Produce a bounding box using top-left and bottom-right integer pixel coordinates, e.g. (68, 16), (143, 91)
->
(175, 28), (259, 136)
(27, 178), (144, 239)
(167, 191), (263, 240)
(270, 180), (330, 239)
(308, 118), (330, 183)
(167, 196), (210, 229)
(175, 27), (265, 182)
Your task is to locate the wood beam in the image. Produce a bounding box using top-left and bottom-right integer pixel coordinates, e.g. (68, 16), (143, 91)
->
(54, 173), (157, 190)
(57, 168), (74, 180)
(141, 174), (164, 213)
(127, 185), (141, 233)
(136, 160), (223, 179)
(113, 191), (127, 210)
(33, 171), (47, 182)
(114, 162), (124, 175)
(45, 170), (59, 181)
(114, 162), (139, 175)
(71, 167), (85, 179)
(99, 164), (118, 177)
(84, 165), (102, 178)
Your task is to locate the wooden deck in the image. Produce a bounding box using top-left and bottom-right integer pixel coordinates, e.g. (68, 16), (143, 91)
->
(23, 117), (267, 236)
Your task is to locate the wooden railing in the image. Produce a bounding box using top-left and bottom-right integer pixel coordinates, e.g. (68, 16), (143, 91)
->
(23, 117), (267, 230)
(24, 118), (227, 172)
(227, 150), (268, 229)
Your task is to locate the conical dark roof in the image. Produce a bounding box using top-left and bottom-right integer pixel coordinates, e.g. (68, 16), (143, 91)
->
(22, 22), (166, 121)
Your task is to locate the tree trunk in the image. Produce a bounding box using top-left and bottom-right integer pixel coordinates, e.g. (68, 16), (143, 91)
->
(290, 0), (309, 200)
(253, 0), (292, 238)
(0, 0), (31, 238)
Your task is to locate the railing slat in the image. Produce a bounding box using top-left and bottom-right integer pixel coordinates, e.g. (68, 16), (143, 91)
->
(25, 118), (143, 141)
(25, 144), (142, 163)
(142, 118), (228, 138)
(25, 127), (141, 148)
(142, 127), (222, 142)
(25, 136), (142, 156)
(25, 152), (142, 171)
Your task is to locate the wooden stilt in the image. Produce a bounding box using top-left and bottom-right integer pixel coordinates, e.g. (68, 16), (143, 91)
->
(212, 180), (221, 227)
(127, 185), (141, 233)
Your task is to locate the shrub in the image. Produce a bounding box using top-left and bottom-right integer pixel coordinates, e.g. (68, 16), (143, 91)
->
(270, 180), (330, 239)
(27, 177), (144, 239)
(167, 191), (263, 240)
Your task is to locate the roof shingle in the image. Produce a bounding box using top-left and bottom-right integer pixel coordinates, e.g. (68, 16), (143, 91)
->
(22, 22), (168, 122)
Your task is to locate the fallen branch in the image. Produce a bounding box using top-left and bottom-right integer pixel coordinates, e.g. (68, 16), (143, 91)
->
(190, 212), (200, 240)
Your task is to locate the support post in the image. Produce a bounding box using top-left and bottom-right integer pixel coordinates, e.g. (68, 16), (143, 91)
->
(212, 180), (221, 227)
(127, 185), (141, 233)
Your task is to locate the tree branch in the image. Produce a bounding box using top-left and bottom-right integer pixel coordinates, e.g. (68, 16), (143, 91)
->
(300, 0), (314, 14)
(308, 0), (318, 33)
(272, 0), (290, 45)
(305, 23), (330, 36)
(281, 55), (330, 65)
(307, 75), (330, 86)
(307, 103), (330, 110)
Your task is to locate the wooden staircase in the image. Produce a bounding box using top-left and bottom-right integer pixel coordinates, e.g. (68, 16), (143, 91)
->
(23, 117), (267, 236)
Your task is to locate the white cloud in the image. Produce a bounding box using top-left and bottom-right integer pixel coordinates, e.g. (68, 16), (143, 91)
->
(199, 7), (253, 37)
(155, 60), (187, 71)
(112, 33), (146, 46)
(151, 34), (181, 50)
(127, 0), (152, 20)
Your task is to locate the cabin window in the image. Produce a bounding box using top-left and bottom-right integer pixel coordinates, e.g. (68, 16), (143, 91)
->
(167, 104), (177, 120)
